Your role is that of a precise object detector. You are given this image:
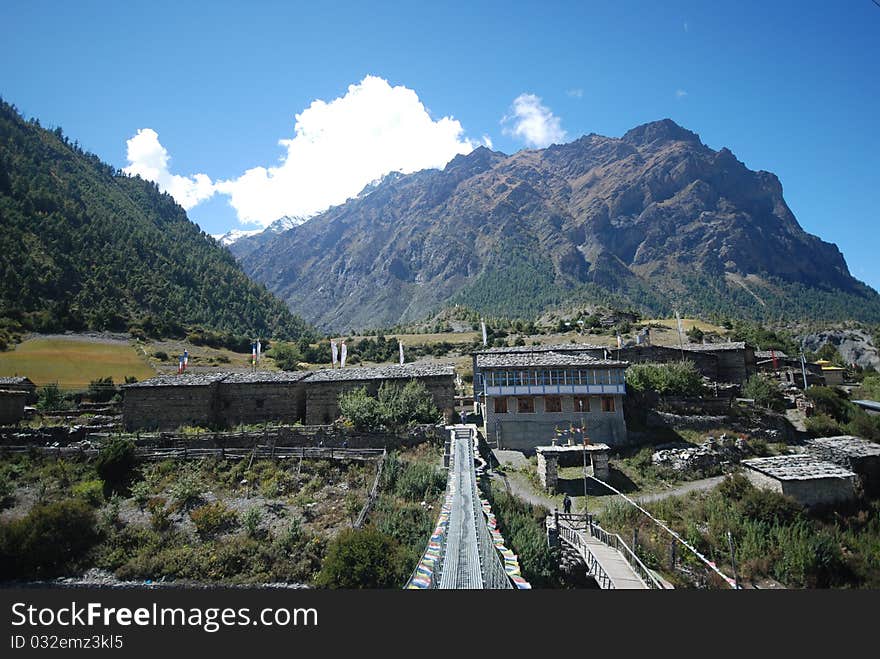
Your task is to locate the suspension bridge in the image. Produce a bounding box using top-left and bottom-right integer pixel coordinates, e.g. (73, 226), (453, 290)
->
(406, 425), (530, 589)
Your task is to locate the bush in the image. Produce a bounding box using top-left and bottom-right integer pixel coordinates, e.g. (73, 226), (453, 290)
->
(170, 470), (204, 509)
(147, 497), (172, 532)
(242, 507), (264, 539)
(0, 500), (98, 578)
(338, 380), (439, 431)
(743, 375), (786, 412)
(35, 384), (65, 410)
(87, 376), (117, 403)
(338, 386), (381, 430)
(95, 438), (136, 491)
(72, 479), (105, 506)
(190, 502), (238, 539)
(382, 454), (446, 502)
(315, 527), (409, 588)
(152, 350), (169, 361)
(0, 473), (14, 510)
(806, 387), (854, 424)
(626, 361), (704, 397)
(805, 413), (842, 437)
(269, 342), (303, 371)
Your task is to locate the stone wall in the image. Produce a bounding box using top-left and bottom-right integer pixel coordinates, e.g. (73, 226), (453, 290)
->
(123, 384), (219, 431)
(218, 381), (305, 426)
(0, 391), (26, 425)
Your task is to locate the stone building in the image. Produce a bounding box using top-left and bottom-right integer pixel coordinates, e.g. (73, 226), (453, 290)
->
(123, 364), (455, 430)
(0, 376), (37, 403)
(472, 340), (756, 389)
(123, 373), (228, 430)
(805, 435), (880, 496)
(474, 350), (628, 450)
(0, 389), (27, 425)
(218, 371), (309, 427)
(741, 454), (857, 507)
(302, 363), (455, 425)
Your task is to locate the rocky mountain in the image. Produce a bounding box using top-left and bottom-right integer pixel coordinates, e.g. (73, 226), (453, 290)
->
(236, 118), (880, 332)
(0, 99), (312, 340)
(225, 215), (309, 259)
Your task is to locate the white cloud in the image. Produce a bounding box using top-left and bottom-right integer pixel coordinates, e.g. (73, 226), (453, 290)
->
(501, 93), (566, 148)
(213, 75), (478, 226)
(123, 128), (215, 210)
(676, 89), (688, 99)
(566, 88), (584, 98)
(481, 134), (494, 149)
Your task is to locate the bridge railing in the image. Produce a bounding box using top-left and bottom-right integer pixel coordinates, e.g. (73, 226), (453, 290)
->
(557, 522), (613, 589)
(586, 521), (665, 589)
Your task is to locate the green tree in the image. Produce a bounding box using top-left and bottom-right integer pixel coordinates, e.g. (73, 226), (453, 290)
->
(742, 375), (785, 411)
(94, 438), (137, 491)
(269, 342), (303, 371)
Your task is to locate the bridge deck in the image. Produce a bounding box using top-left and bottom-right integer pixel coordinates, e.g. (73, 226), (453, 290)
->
(439, 429), (483, 588)
(557, 519), (651, 589)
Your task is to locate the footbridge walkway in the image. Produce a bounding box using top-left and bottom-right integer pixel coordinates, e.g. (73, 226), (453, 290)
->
(406, 425), (530, 589)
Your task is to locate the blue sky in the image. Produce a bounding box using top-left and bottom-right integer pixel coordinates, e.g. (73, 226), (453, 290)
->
(2, 1), (879, 290)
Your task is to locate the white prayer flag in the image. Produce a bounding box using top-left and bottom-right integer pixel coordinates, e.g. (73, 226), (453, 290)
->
(331, 340), (338, 367)
(256, 340), (261, 363)
(340, 342), (347, 368)
(399, 340), (404, 365)
(481, 320), (487, 346)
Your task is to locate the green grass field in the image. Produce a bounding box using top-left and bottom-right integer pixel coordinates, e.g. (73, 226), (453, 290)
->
(0, 337), (156, 389)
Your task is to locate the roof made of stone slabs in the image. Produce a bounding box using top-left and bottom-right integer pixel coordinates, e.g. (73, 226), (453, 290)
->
(302, 363), (455, 383)
(475, 351), (627, 369)
(123, 372), (230, 388)
(742, 454), (856, 481)
(473, 343), (607, 355)
(679, 342), (747, 352)
(755, 350), (790, 359)
(222, 371), (310, 384)
(806, 436), (880, 458)
(0, 376), (34, 385)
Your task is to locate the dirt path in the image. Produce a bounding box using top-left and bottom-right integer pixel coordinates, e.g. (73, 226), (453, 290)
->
(632, 475), (726, 504)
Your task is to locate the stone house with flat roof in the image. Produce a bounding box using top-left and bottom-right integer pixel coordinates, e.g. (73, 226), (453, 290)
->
(474, 350), (629, 450)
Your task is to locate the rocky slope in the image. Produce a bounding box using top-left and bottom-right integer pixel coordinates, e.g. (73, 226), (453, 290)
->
(235, 118), (880, 331)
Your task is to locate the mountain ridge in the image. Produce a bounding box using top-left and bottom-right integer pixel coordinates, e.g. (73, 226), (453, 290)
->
(233, 118), (878, 332)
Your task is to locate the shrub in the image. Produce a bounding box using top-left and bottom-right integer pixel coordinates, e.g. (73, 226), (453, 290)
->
(0, 473), (14, 510)
(626, 361), (704, 397)
(190, 502), (238, 539)
(130, 480), (152, 510)
(315, 527), (409, 588)
(242, 507), (264, 539)
(806, 387), (854, 424)
(269, 342), (303, 371)
(87, 376), (117, 403)
(338, 380), (439, 431)
(805, 413), (842, 437)
(152, 350), (169, 361)
(338, 386), (381, 430)
(743, 375), (786, 412)
(147, 497), (172, 532)
(0, 500), (98, 579)
(95, 438), (137, 490)
(170, 470), (204, 509)
(36, 384), (65, 410)
(72, 479), (105, 506)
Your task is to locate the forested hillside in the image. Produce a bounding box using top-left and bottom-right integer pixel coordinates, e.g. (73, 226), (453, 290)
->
(0, 99), (312, 341)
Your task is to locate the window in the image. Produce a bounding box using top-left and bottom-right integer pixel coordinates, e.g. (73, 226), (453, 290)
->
(601, 396), (615, 413)
(517, 397), (535, 413)
(574, 396), (590, 413)
(494, 397), (508, 414)
(545, 396), (562, 413)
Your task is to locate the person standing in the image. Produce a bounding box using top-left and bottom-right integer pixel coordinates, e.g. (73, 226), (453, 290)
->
(563, 493), (572, 514)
